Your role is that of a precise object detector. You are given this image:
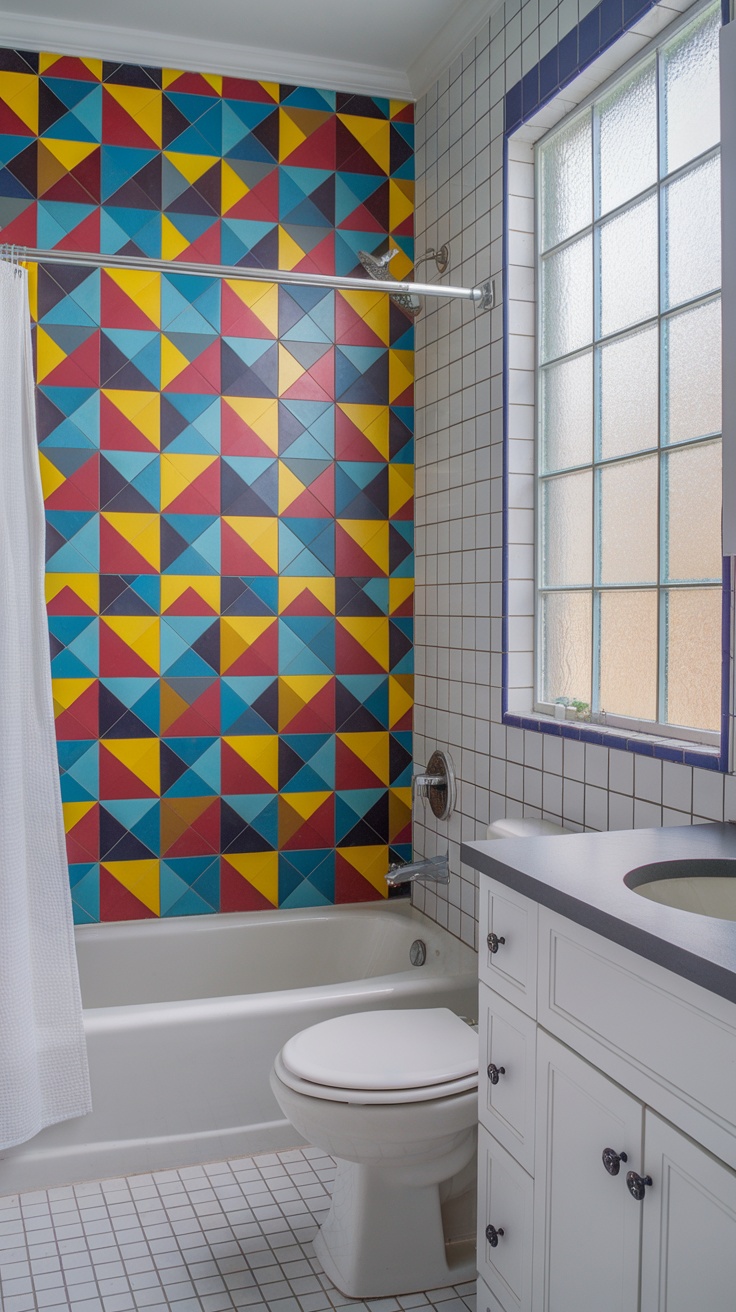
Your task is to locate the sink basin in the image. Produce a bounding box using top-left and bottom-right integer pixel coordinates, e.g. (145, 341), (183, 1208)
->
(625, 859), (736, 920)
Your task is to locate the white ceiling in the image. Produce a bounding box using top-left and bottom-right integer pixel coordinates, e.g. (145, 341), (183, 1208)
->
(0, 0), (496, 99)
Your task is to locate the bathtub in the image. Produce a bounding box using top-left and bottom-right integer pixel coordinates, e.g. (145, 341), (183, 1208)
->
(0, 901), (477, 1195)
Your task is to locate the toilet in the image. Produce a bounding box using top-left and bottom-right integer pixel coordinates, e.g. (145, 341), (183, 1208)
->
(270, 1007), (479, 1298)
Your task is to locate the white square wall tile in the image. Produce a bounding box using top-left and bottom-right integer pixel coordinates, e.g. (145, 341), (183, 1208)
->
(692, 769), (725, 821)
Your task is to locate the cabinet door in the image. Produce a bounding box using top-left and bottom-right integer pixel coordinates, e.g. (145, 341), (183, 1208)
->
(533, 1031), (643, 1312)
(640, 1112), (736, 1312)
(478, 1124), (534, 1312)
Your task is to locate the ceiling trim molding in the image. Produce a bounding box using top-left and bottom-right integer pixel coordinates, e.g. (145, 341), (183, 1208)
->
(408, 0), (503, 99)
(0, 8), (414, 100)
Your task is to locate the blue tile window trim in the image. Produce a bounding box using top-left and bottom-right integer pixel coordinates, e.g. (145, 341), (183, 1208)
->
(501, 0), (732, 773)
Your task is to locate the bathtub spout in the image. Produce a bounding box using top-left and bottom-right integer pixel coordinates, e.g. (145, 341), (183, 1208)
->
(385, 854), (450, 887)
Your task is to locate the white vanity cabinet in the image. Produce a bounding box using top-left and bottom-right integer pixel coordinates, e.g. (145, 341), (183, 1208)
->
(476, 875), (736, 1312)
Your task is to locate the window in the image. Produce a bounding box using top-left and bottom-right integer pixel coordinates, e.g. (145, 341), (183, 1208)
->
(535, 1), (722, 745)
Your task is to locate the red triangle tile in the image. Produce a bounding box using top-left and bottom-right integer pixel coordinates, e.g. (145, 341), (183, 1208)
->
(281, 117), (336, 170)
(100, 394), (159, 452)
(42, 330), (100, 388)
(335, 524), (385, 579)
(335, 410), (385, 461)
(164, 461), (220, 515)
(220, 858), (274, 910)
(0, 201), (37, 246)
(335, 853), (382, 903)
(103, 93), (160, 149)
(221, 399), (276, 458)
(281, 681), (335, 733)
(224, 170), (279, 222)
(335, 623), (385, 673)
(55, 683), (99, 740)
(100, 624), (158, 678)
(47, 584), (97, 617)
(335, 296), (385, 347)
(336, 739), (384, 789)
(100, 867), (156, 920)
(100, 747), (158, 800)
(100, 519), (157, 577)
(44, 453), (99, 511)
(101, 270), (159, 330)
(221, 521), (277, 577)
(163, 585), (218, 616)
(282, 796), (334, 849)
(165, 683), (221, 736)
(54, 206), (100, 253)
(65, 804), (99, 863)
(222, 622), (278, 676)
(221, 740), (276, 793)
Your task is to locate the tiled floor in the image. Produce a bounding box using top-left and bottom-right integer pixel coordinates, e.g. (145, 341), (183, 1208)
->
(0, 1149), (477, 1312)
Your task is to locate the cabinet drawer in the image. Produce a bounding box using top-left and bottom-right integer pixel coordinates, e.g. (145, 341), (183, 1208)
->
(538, 908), (736, 1168)
(480, 877), (538, 1017)
(479, 983), (537, 1174)
(477, 1273), (507, 1312)
(477, 1124), (534, 1312)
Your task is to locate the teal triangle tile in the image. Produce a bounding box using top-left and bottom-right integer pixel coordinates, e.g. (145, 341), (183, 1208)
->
(71, 866), (100, 923)
(281, 314), (332, 346)
(278, 628), (332, 677)
(278, 858), (303, 902)
(163, 649), (216, 679)
(40, 294), (97, 330)
(280, 167), (333, 206)
(37, 201), (97, 247)
(161, 545), (218, 577)
(222, 98), (276, 131)
(51, 649), (95, 679)
(161, 763), (213, 798)
(100, 576), (158, 616)
(221, 341), (277, 399)
(279, 546), (332, 578)
(220, 218), (276, 265)
(280, 881), (331, 910)
(0, 134), (34, 168)
(160, 875), (214, 917)
(63, 741), (99, 799)
(99, 676), (157, 711)
(281, 86), (335, 111)
(221, 678), (273, 734)
(47, 519), (100, 574)
(100, 208), (161, 258)
(279, 762), (326, 794)
(159, 867), (190, 915)
(222, 796), (278, 850)
(281, 616), (334, 664)
(281, 197), (333, 231)
(162, 298), (220, 339)
(278, 430), (332, 461)
(221, 576), (277, 616)
(280, 222), (330, 257)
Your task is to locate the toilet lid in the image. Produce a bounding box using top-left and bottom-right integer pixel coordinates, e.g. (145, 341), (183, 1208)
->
(273, 1050), (479, 1104)
(280, 1008), (478, 1092)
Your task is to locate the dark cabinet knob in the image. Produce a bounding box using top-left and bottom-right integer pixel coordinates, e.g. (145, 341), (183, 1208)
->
(487, 932), (506, 954)
(487, 1063), (506, 1085)
(602, 1147), (628, 1176)
(485, 1224), (505, 1247)
(626, 1170), (653, 1201)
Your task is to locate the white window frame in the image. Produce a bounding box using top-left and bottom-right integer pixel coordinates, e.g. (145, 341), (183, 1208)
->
(502, 0), (730, 764)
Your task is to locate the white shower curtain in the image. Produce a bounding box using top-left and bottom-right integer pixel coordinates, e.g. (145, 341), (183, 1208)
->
(0, 259), (91, 1150)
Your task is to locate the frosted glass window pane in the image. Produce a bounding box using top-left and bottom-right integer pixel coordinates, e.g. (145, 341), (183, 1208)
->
(598, 326), (658, 460)
(541, 591), (592, 704)
(665, 588), (721, 731)
(541, 352), (593, 472)
(541, 235), (593, 362)
(599, 591), (658, 721)
(664, 440), (722, 582)
(599, 196), (658, 337)
(541, 470), (592, 586)
(663, 3), (721, 176)
(664, 298), (721, 445)
(598, 456), (658, 584)
(664, 156), (721, 309)
(540, 112), (592, 252)
(598, 58), (657, 216)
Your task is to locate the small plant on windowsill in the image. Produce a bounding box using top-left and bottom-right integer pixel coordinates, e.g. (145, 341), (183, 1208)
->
(554, 697), (591, 722)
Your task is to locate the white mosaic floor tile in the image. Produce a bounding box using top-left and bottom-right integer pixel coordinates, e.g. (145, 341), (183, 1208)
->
(0, 1152), (477, 1312)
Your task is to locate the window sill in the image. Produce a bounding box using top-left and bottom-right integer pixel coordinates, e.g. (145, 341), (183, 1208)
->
(502, 707), (726, 770)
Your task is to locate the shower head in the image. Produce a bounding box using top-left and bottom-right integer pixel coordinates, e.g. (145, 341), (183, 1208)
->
(357, 246), (422, 318)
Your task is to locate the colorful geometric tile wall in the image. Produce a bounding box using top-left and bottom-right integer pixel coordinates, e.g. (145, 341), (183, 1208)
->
(0, 49), (414, 921)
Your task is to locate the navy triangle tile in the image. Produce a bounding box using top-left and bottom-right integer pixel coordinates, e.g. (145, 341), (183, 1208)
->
(221, 576), (278, 616)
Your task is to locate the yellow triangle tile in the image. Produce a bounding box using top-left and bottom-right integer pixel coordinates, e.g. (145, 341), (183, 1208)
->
(161, 576), (220, 614)
(62, 800), (96, 833)
(223, 397), (279, 454)
(278, 226), (307, 273)
(81, 57), (103, 80)
(389, 464), (413, 517)
(221, 161), (249, 213)
(224, 280), (279, 334)
(389, 178), (414, 230)
(102, 615), (160, 672)
(337, 844), (389, 897)
(103, 739), (161, 795)
(278, 463), (307, 515)
(102, 859), (160, 914)
(338, 520), (389, 574)
(223, 735), (279, 790)
(283, 791), (331, 821)
(338, 115), (390, 173)
(259, 81), (280, 103)
(338, 404), (389, 459)
(221, 616), (275, 671)
(36, 327), (66, 382)
(102, 391), (160, 448)
(23, 259), (37, 320)
(164, 151), (219, 185)
(338, 732), (389, 784)
(39, 452), (67, 500)
(160, 454), (217, 509)
(390, 248), (413, 280)
(279, 578), (335, 613)
(0, 72), (38, 133)
(102, 513), (160, 571)
(222, 517), (278, 572)
(279, 107), (307, 159)
(105, 269), (161, 327)
(339, 287), (385, 318)
(41, 139), (98, 172)
(201, 72), (222, 94)
(389, 578), (413, 615)
(389, 99), (411, 119)
(389, 349), (414, 401)
(160, 334), (190, 387)
(46, 573), (99, 612)
(278, 343), (306, 396)
(223, 851), (278, 906)
(280, 674), (332, 706)
(338, 617), (389, 669)
(161, 213), (191, 261)
(52, 677), (96, 713)
(105, 85), (162, 147)
(389, 674), (413, 727)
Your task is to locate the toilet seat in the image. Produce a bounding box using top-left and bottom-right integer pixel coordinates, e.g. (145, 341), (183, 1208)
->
(277, 1008), (479, 1105)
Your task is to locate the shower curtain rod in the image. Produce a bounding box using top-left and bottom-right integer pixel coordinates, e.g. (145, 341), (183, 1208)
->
(2, 245), (494, 309)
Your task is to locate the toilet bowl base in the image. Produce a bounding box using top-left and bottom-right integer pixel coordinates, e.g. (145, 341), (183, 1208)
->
(313, 1158), (477, 1298)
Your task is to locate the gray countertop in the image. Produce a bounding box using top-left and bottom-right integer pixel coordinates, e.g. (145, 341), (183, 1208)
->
(461, 821), (736, 1005)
